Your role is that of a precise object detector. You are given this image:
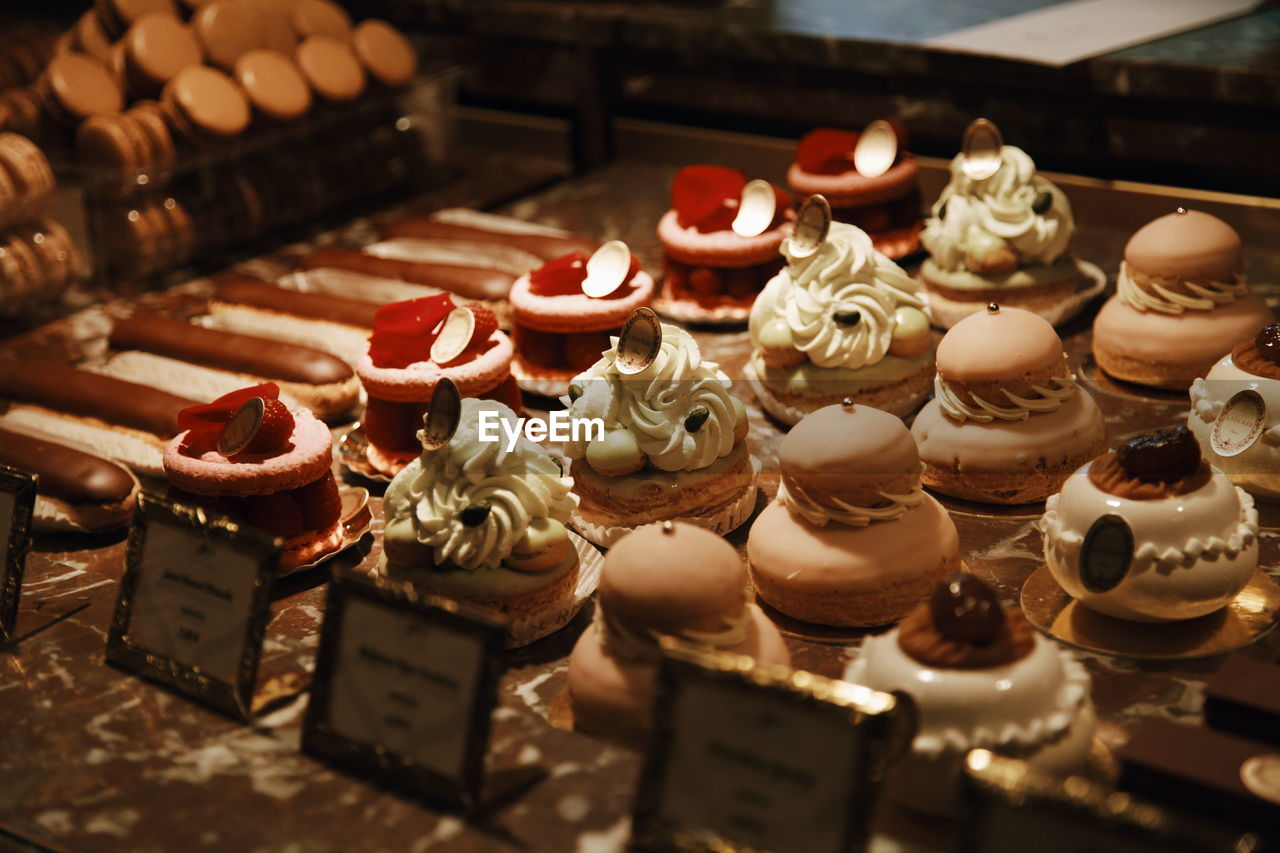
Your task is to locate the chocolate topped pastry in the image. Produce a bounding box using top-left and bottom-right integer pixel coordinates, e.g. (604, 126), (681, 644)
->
(929, 573), (1003, 644)
(1089, 426), (1208, 500)
(898, 574), (1034, 669)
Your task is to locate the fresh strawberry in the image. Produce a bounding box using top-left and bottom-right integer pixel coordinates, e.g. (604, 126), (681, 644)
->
(795, 128), (858, 174)
(179, 382), (280, 449)
(242, 398), (294, 454)
(463, 304), (499, 351)
(361, 396), (422, 451)
(481, 376), (524, 411)
(529, 251), (590, 296)
(513, 325), (565, 369)
(292, 472), (342, 529)
(565, 329), (614, 371)
(671, 165), (744, 229)
(369, 294), (456, 368)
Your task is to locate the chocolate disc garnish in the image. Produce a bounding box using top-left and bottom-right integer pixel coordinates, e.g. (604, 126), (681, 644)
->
(581, 240), (632, 298)
(1211, 391), (1266, 459)
(929, 574), (1003, 644)
(614, 307), (662, 375)
(420, 377), (461, 450)
(789, 194), (831, 259)
(961, 118), (1003, 181)
(853, 119), (898, 178)
(731, 179), (777, 238)
(1080, 514), (1134, 594)
(218, 397), (265, 456)
(430, 307), (475, 365)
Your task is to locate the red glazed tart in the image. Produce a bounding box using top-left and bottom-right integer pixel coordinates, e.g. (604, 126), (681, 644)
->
(357, 294), (519, 476)
(787, 123), (922, 259)
(655, 165), (795, 325)
(164, 383), (343, 571)
(508, 241), (655, 396)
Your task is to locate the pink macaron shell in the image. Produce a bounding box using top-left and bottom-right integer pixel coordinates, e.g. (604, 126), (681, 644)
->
(657, 209), (795, 268)
(164, 409), (334, 497)
(510, 270), (655, 334)
(787, 155), (919, 208)
(356, 330), (513, 402)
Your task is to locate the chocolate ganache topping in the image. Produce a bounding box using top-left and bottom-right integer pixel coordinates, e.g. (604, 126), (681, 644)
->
(1089, 425), (1208, 500)
(1229, 323), (1280, 380)
(898, 574), (1034, 669)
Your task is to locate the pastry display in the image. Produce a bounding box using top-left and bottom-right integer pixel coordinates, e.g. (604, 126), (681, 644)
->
(747, 402), (959, 627)
(164, 383), (344, 571)
(358, 295), (519, 477)
(510, 241), (655, 395)
(379, 395), (581, 635)
(911, 304), (1107, 504)
(206, 276), (377, 365)
(567, 521), (790, 746)
(1093, 208), (1274, 389)
(919, 120), (1085, 327)
(654, 164), (794, 324)
(0, 358), (196, 476)
(846, 574), (1096, 816)
(560, 310), (755, 546)
(1039, 426), (1258, 622)
(104, 315), (360, 419)
(0, 427), (139, 532)
(747, 200), (934, 423)
(786, 122), (922, 259)
(1188, 322), (1280, 498)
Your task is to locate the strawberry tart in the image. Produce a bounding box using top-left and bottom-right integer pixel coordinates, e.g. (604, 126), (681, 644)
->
(164, 383), (344, 571)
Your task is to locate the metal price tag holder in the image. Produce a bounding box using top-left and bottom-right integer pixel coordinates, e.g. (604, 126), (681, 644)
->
(301, 568), (507, 812)
(960, 750), (1261, 853)
(0, 464), (36, 642)
(632, 637), (916, 853)
(106, 492), (280, 722)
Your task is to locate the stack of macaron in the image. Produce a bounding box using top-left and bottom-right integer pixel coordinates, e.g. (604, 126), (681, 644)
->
(0, 132), (79, 318)
(787, 122), (923, 259)
(76, 101), (176, 194)
(654, 164), (795, 324)
(357, 294), (520, 477)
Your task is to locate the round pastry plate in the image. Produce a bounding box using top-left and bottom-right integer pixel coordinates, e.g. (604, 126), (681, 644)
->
(336, 423), (394, 483)
(1021, 564), (1280, 659)
(651, 288), (751, 327)
(930, 491), (1045, 521)
(925, 257), (1106, 330)
(286, 486), (373, 574)
(507, 531), (604, 648)
(1076, 356), (1199, 407)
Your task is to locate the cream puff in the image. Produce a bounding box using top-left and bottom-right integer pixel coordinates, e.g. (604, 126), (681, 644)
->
(1039, 426), (1258, 622)
(1093, 209), (1273, 390)
(912, 304), (1107, 504)
(747, 402), (959, 626)
(567, 521), (790, 747)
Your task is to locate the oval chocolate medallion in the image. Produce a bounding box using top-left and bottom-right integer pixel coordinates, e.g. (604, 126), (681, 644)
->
(420, 377), (462, 449)
(1079, 514), (1134, 594)
(615, 307), (662, 375)
(788, 194), (832, 259)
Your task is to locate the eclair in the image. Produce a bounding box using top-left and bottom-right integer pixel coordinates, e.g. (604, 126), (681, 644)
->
(299, 247), (516, 304)
(0, 427), (139, 532)
(104, 315), (360, 419)
(206, 276), (376, 366)
(381, 208), (600, 260)
(0, 359), (197, 476)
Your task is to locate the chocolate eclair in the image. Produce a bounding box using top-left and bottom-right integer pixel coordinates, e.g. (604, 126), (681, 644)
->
(381, 210), (599, 261)
(0, 428), (138, 532)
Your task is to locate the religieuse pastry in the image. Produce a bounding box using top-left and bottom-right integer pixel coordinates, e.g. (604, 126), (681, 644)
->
(164, 383), (345, 571)
(357, 294), (519, 477)
(1189, 322), (1280, 498)
(1039, 425), (1258, 622)
(919, 119), (1089, 328)
(568, 521), (790, 747)
(560, 309), (755, 546)
(747, 402), (959, 627)
(911, 304), (1107, 504)
(654, 164), (794, 324)
(380, 389), (582, 645)
(846, 574), (1095, 816)
(1092, 208), (1273, 390)
(787, 121), (922, 259)
(509, 240), (655, 396)
(747, 196), (934, 424)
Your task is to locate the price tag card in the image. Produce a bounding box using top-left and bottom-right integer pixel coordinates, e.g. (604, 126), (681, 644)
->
(0, 464), (37, 642)
(301, 570), (506, 811)
(106, 493), (279, 721)
(960, 750), (1258, 853)
(632, 638), (914, 853)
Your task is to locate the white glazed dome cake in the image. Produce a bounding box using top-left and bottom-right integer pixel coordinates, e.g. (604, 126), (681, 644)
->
(845, 574), (1095, 816)
(1039, 425), (1257, 622)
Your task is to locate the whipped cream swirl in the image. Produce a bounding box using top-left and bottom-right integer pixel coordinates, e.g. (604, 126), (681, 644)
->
(778, 478), (923, 527)
(936, 374), (1076, 423)
(386, 399), (578, 571)
(764, 222), (927, 369)
(596, 601), (751, 664)
(563, 323), (737, 472)
(921, 146), (1073, 271)
(1117, 261), (1249, 315)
